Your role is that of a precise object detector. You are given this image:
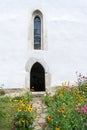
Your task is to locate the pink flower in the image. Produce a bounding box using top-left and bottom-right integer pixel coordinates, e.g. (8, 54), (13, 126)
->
(39, 118), (46, 127)
(81, 105), (87, 114)
(39, 122), (45, 127)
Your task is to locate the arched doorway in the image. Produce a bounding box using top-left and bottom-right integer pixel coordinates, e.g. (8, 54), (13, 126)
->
(30, 62), (45, 91)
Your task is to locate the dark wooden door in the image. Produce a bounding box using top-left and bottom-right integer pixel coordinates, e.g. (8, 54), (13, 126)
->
(30, 62), (45, 91)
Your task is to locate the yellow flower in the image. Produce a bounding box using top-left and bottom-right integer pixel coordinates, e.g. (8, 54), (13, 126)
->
(21, 119), (25, 123)
(74, 103), (81, 107)
(56, 126), (61, 130)
(20, 99), (23, 103)
(63, 114), (66, 118)
(24, 109), (27, 112)
(14, 99), (18, 102)
(58, 109), (61, 113)
(36, 114), (39, 118)
(47, 115), (53, 121)
(21, 103), (25, 107)
(27, 105), (33, 112)
(59, 93), (63, 97)
(7, 114), (12, 117)
(10, 104), (14, 108)
(18, 108), (22, 112)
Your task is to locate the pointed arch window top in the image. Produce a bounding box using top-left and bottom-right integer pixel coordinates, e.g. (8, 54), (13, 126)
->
(34, 16), (41, 34)
(34, 17), (41, 26)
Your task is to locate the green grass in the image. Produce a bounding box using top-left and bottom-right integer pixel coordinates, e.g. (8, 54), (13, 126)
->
(0, 97), (12, 130)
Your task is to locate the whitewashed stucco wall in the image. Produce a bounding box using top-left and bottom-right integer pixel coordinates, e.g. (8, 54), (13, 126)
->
(0, 0), (87, 88)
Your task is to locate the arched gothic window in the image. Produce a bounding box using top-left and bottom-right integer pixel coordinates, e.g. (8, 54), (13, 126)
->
(30, 10), (47, 50)
(34, 16), (41, 49)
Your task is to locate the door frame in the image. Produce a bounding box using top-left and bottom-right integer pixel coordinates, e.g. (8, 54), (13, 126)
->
(25, 58), (51, 91)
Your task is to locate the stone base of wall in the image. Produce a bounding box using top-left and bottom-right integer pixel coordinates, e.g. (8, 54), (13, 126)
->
(0, 86), (58, 97)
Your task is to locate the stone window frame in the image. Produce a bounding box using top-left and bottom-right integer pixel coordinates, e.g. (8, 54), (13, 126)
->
(32, 10), (43, 50)
(29, 9), (47, 51)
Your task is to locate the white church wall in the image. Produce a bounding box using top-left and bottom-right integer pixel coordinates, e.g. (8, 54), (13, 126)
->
(0, 0), (87, 88)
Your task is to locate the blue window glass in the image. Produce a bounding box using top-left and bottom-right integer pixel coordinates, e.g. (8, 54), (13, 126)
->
(34, 16), (41, 49)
